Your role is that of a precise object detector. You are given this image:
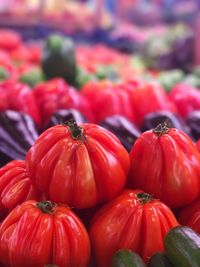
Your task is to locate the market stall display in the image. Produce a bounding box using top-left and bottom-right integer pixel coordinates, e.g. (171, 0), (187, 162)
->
(0, 1), (199, 266)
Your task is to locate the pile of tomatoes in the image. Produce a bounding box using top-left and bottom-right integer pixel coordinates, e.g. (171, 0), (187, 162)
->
(1, 30), (200, 267)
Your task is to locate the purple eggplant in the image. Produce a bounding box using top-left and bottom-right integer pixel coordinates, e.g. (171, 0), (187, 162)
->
(100, 115), (141, 152)
(44, 109), (87, 130)
(0, 110), (38, 166)
(187, 111), (200, 141)
(142, 111), (191, 136)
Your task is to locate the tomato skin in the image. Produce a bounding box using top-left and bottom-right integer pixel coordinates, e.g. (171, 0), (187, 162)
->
(0, 160), (40, 214)
(11, 45), (41, 64)
(131, 81), (177, 126)
(197, 140), (200, 153)
(128, 127), (200, 208)
(34, 78), (93, 124)
(177, 199), (200, 234)
(82, 80), (135, 123)
(26, 123), (130, 209)
(169, 83), (200, 118)
(90, 190), (179, 267)
(0, 200), (91, 267)
(0, 81), (41, 126)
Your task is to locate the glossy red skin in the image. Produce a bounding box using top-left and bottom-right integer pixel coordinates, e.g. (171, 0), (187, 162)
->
(0, 200), (91, 267)
(26, 124), (130, 209)
(34, 78), (93, 124)
(0, 160), (40, 214)
(169, 83), (200, 118)
(77, 45), (127, 73)
(0, 81), (41, 125)
(131, 81), (177, 126)
(82, 80), (135, 123)
(90, 190), (179, 267)
(178, 198), (200, 234)
(129, 128), (200, 208)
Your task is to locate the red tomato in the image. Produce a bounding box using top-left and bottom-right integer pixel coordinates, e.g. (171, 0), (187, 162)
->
(0, 50), (18, 80)
(11, 44), (41, 64)
(0, 86), (8, 111)
(128, 123), (200, 208)
(82, 80), (135, 123)
(178, 198), (200, 233)
(169, 83), (200, 118)
(197, 139), (200, 153)
(131, 81), (177, 126)
(26, 121), (130, 209)
(90, 189), (179, 266)
(0, 30), (21, 51)
(0, 160), (40, 214)
(0, 81), (41, 126)
(34, 78), (93, 124)
(0, 200), (91, 267)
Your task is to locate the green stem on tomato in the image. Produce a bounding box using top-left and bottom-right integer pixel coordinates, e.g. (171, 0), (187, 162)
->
(66, 119), (84, 140)
(153, 122), (169, 136)
(36, 201), (56, 214)
(137, 192), (154, 204)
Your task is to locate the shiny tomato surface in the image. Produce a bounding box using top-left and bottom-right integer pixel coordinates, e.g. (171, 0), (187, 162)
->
(26, 122), (130, 209)
(129, 124), (200, 208)
(0, 160), (40, 214)
(34, 78), (92, 124)
(82, 80), (135, 123)
(0, 200), (90, 267)
(90, 189), (178, 267)
(131, 81), (177, 126)
(0, 81), (41, 125)
(169, 83), (200, 118)
(178, 198), (200, 234)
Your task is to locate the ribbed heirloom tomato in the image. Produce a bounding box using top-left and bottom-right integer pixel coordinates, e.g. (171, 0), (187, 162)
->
(33, 78), (92, 125)
(0, 80), (41, 126)
(128, 123), (200, 208)
(0, 200), (90, 267)
(0, 160), (40, 217)
(82, 80), (135, 123)
(26, 120), (130, 209)
(169, 83), (200, 118)
(131, 81), (177, 126)
(178, 198), (200, 234)
(90, 189), (179, 267)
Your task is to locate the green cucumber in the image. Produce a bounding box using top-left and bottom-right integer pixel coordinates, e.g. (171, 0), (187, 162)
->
(148, 252), (174, 267)
(111, 249), (147, 267)
(42, 34), (77, 86)
(164, 226), (200, 267)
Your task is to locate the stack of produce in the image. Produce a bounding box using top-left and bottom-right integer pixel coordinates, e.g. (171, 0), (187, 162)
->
(0, 30), (200, 267)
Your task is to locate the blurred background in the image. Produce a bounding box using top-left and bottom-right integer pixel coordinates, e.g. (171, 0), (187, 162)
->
(0, 0), (200, 76)
(0, 0), (199, 69)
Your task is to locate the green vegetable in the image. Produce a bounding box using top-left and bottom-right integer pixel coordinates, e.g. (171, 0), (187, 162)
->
(158, 69), (184, 92)
(20, 68), (45, 87)
(148, 252), (174, 267)
(111, 249), (147, 267)
(165, 226), (200, 267)
(76, 67), (96, 88)
(42, 34), (77, 86)
(95, 65), (119, 81)
(192, 66), (200, 77)
(0, 67), (9, 80)
(184, 74), (200, 88)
